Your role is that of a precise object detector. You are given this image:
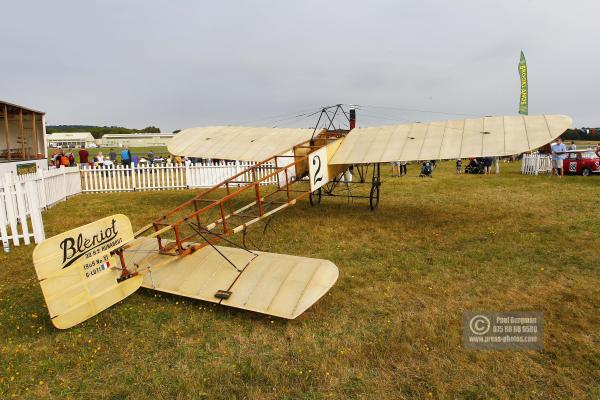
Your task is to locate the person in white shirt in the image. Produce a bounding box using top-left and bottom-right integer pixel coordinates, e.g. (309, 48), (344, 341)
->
(568, 141), (577, 151)
(551, 138), (567, 177)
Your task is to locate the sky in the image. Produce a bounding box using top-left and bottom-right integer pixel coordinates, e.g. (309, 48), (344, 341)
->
(1, 0), (599, 132)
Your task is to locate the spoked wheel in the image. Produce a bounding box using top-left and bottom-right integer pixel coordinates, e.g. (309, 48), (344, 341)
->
(369, 183), (380, 210)
(309, 188), (322, 206)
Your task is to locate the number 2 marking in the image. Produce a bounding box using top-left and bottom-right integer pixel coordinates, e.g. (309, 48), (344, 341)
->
(313, 155), (322, 185)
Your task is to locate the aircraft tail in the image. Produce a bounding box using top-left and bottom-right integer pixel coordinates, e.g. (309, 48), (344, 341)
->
(32, 214), (142, 329)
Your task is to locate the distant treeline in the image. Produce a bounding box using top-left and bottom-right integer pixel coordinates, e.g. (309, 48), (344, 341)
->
(562, 128), (600, 141)
(47, 125), (161, 139)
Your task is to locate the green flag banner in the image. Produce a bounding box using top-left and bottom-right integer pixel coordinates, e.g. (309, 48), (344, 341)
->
(518, 51), (528, 115)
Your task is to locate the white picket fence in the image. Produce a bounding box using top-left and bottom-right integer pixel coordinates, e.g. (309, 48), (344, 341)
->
(0, 180), (43, 250)
(12, 167), (83, 208)
(81, 161), (278, 192)
(0, 161), (282, 250)
(0, 167), (82, 251)
(521, 154), (552, 175)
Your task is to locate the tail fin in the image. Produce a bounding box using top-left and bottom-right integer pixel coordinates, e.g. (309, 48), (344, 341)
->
(32, 214), (142, 329)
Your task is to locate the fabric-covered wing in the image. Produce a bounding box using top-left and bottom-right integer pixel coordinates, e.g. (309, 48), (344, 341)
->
(123, 237), (339, 319)
(330, 115), (572, 164)
(168, 126), (315, 162)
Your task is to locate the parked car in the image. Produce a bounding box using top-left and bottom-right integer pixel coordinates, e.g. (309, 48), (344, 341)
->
(561, 150), (600, 176)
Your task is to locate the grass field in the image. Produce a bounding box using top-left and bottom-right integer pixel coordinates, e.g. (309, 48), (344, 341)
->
(1, 161), (599, 399)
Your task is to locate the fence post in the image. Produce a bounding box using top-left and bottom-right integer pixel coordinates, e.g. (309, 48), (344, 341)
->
(131, 163), (136, 191)
(3, 173), (19, 246)
(0, 187), (10, 252)
(14, 181), (30, 245)
(25, 180), (45, 243)
(37, 169), (48, 209)
(184, 162), (190, 188)
(61, 166), (67, 200)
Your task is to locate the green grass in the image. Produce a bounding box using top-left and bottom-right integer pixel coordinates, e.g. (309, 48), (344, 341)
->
(1, 161), (599, 399)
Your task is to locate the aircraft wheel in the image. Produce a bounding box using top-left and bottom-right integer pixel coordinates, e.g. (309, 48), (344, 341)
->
(369, 184), (380, 210)
(309, 188), (322, 206)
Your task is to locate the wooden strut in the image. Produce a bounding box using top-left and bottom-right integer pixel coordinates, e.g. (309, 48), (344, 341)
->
(32, 112), (38, 158)
(123, 136), (339, 259)
(19, 109), (24, 160)
(3, 104), (9, 160)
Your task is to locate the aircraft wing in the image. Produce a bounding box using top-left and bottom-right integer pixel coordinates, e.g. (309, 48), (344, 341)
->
(168, 126), (314, 161)
(329, 115), (572, 164)
(123, 237), (339, 320)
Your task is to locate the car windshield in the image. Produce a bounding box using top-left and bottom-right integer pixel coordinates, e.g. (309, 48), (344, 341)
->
(581, 152), (598, 159)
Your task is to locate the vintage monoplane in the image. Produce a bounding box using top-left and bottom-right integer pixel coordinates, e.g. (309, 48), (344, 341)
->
(32, 108), (571, 328)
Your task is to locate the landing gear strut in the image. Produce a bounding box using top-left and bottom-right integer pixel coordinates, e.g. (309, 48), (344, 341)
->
(369, 163), (381, 211)
(309, 187), (322, 206)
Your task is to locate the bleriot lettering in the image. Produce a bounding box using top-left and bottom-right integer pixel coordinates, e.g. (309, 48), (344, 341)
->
(59, 219), (119, 269)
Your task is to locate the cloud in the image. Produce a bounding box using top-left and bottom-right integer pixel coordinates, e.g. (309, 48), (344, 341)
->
(1, 0), (598, 131)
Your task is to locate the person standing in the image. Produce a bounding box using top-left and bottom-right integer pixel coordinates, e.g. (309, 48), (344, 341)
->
(120, 146), (131, 166)
(568, 141), (577, 151)
(399, 161), (407, 176)
(483, 157), (493, 175)
(121, 146), (132, 171)
(59, 151), (70, 167)
(551, 137), (567, 177)
(109, 148), (117, 162)
(456, 158), (462, 174)
(147, 150), (155, 165)
(78, 145), (89, 166)
(67, 151), (76, 166)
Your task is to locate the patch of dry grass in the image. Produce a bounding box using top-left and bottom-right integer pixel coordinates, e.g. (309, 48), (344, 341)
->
(0, 161), (599, 399)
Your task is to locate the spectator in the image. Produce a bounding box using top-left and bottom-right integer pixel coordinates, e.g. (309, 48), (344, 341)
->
(419, 161), (433, 178)
(551, 137), (567, 177)
(174, 155), (182, 165)
(456, 158), (462, 174)
(121, 146), (132, 168)
(67, 151), (76, 167)
(147, 150), (155, 165)
(78, 145), (89, 166)
(109, 148), (117, 162)
(568, 141), (577, 151)
(399, 161), (407, 176)
(103, 157), (114, 168)
(53, 150), (64, 166)
(483, 157), (493, 175)
(59, 151), (70, 167)
(391, 161), (400, 177)
(97, 151), (104, 165)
